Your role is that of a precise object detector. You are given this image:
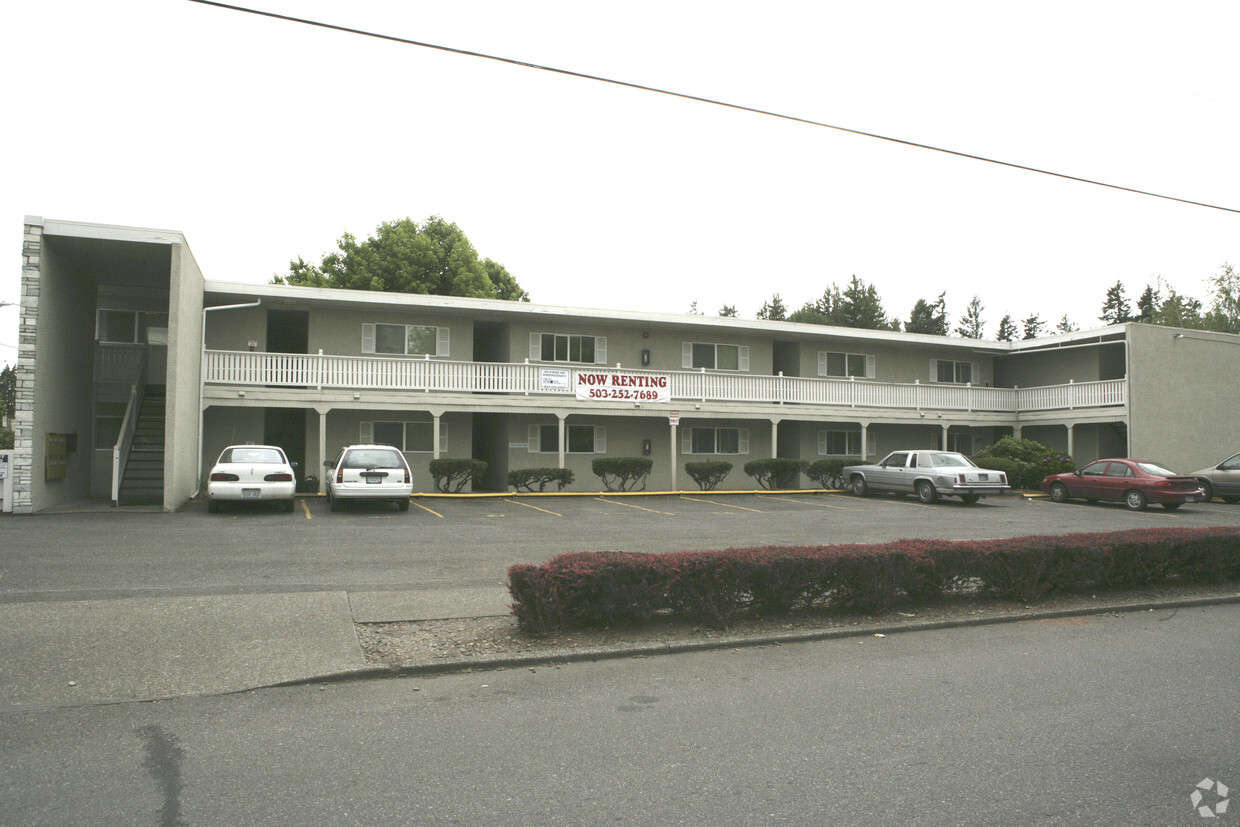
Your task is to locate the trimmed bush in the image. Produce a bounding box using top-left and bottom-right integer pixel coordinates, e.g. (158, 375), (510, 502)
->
(591, 457), (653, 491)
(0, 427), (12, 450)
(684, 461), (732, 491)
(806, 458), (857, 490)
(743, 458), (809, 489)
(975, 437), (1075, 489)
(429, 458), (487, 493)
(508, 467), (575, 492)
(505, 527), (1240, 633)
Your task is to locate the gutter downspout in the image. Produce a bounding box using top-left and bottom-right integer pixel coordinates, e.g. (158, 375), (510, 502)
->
(193, 299), (263, 497)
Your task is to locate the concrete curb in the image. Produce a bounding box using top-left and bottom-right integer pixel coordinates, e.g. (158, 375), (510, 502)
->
(277, 590), (1240, 685)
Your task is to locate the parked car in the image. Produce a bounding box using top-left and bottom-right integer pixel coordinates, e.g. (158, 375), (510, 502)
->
(207, 444), (297, 513)
(324, 444), (412, 512)
(843, 450), (1011, 504)
(1041, 458), (1204, 511)
(1188, 451), (1240, 503)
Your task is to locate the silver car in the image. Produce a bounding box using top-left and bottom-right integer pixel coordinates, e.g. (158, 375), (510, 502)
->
(324, 444), (412, 512)
(843, 450), (1011, 504)
(1189, 451), (1240, 503)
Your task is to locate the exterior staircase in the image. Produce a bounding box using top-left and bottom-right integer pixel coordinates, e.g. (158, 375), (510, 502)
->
(118, 386), (165, 505)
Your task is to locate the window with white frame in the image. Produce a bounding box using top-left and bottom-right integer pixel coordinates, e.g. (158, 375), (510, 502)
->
(528, 424), (607, 453)
(930, 359), (979, 384)
(682, 427), (749, 455)
(529, 333), (607, 365)
(818, 351), (875, 379)
(361, 420), (446, 452)
(683, 342), (749, 371)
(947, 433), (973, 455)
(96, 310), (169, 344)
(817, 429), (877, 457)
(362, 323), (450, 356)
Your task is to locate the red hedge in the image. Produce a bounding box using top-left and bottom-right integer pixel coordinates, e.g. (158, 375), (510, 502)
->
(506, 527), (1240, 633)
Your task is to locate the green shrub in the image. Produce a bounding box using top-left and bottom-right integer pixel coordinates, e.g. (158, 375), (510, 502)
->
(684, 461), (732, 491)
(743, 458), (808, 490)
(508, 467), (575, 492)
(429, 458), (487, 493)
(806, 458), (858, 490)
(591, 457), (653, 491)
(975, 437), (1075, 489)
(0, 428), (12, 450)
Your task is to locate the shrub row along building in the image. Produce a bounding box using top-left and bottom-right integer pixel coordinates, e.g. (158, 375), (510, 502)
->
(9, 217), (1240, 512)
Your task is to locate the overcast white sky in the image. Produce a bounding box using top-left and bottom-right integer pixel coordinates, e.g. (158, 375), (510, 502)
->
(3, 0), (1238, 363)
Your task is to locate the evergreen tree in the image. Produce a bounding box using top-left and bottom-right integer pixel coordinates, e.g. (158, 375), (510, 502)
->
(1135, 284), (1159, 322)
(996, 314), (1018, 342)
(756, 294), (788, 321)
(1205, 263), (1240, 332)
(955, 296), (985, 339)
(905, 292), (949, 335)
(1056, 314), (1079, 333)
(0, 364), (14, 421)
(1022, 314), (1045, 340)
(1099, 281), (1132, 324)
(836, 276), (899, 330)
(718, 305), (738, 317)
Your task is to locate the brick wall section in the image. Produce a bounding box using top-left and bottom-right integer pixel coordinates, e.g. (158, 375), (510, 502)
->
(13, 219), (41, 512)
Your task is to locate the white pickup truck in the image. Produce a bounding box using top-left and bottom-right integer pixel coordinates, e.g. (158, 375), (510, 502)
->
(842, 450), (1011, 504)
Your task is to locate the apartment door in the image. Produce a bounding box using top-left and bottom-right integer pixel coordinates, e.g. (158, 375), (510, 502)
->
(264, 408), (306, 487)
(266, 310), (308, 388)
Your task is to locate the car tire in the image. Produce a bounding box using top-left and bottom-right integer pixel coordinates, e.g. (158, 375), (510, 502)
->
(284, 498), (296, 513)
(1198, 480), (1214, 502)
(1049, 482), (1069, 504)
(851, 476), (868, 497)
(1124, 489), (1148, 511)
(208, 500), (220, 513)
(328, 490), (341, 512)
(1162, 502), (1182, 511)
(397, 498), (410, 512)
(959, 494), (980, 505)
(916, 480), (938, 504)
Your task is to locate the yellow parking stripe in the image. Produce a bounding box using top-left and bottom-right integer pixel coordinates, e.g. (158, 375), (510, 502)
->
(679, 495), (766, 513)
(757, 494), (850, 510)
(410, 500), (444, 518)
(300, 499), (312, 519)
(596, 497), (675, 516)
(506, 498), (563, 517)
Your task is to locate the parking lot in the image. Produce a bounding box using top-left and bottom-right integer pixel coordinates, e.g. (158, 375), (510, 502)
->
(5, 491), (1239, 601)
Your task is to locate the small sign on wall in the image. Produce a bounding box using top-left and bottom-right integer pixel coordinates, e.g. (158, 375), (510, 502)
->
(46, 433), (69, 482)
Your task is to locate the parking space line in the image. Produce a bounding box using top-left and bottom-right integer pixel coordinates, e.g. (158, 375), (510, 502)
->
(756, 494), (851, 511)
(410, 500), (444, 518)
(596, 497), (675, 516)
(855, 497), (932, 509)
(678, 495), (766, 513)
(300, 499), (312, 519)
(506, 498), (563, 517)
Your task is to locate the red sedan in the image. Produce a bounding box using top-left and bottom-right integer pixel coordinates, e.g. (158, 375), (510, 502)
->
(1041, 458), (1204, 511)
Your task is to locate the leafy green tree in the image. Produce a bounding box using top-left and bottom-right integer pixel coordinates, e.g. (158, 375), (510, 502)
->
(996, 314), (1018, 342)
(718, 304), (738, 317)
(955, 296), (985, 339)
(272, 216), (529, 301)
(1055, 314), (1078, 333)
(756, 294), (788, 321)
(835, 276), (899, 330)
(788, 289), (836, 325)
(0, 363), (14, 421)
(1150, 287), (1205, 329)
(1099, 281), (1132, 324)
(1022, 314), (1045, 340)
(1204, 263), (1240, 332)
(1135, 284), (1159, 322)
(905, 292), (949, 335)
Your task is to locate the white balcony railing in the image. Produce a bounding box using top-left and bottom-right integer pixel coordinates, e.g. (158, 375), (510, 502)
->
(203, 350), (1127, 414)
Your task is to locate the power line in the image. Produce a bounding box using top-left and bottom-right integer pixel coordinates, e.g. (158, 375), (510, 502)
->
(185, 0), (1240, 216)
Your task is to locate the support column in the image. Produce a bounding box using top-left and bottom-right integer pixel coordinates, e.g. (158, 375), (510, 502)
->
(941, 424), (949, 451)
(770, 419), (780, 459)
(316, 405), (328, 494)
(670, 421), (678, 491)
(1013, 424), (1023, 441)
(1066, 423), (1075, 461)
(859, 423), (868, 461)
(432, 413), (442, 459)
(557, 413), (567, 470)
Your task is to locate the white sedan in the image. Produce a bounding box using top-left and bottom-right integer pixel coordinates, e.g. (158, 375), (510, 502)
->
(207, 445), (297, 513)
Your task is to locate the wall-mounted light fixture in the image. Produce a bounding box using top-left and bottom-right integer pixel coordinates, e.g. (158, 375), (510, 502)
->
(641, 348), (651, 366)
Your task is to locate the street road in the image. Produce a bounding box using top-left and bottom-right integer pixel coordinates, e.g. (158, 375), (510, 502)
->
(3, 494), (1240, 600)
(2, 602), (1236, 825)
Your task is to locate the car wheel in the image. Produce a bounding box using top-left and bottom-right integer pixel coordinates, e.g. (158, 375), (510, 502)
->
(959, 494), (980, 505)
(284, 498), (296, 513)
(1198, 480), (1214, 502)
(328, 490), (341, 512)
(1049, 482), (1069, 504)
(208, 500), (220, 513)
(1162, 502), (1182, 511)
(916, 480), (938, 504)
(1124, 489), (1148, 511)
(397, 498), (410, 512)
(851, 476), (868, 497)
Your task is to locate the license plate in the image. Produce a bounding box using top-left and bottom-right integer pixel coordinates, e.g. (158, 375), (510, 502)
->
(978, 474), (989, 481)
(243, 489), (260, 499)
(365, 476), (382, 484)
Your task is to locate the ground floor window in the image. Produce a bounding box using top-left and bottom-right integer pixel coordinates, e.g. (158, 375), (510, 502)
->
(529, 424), (606, 453)
(947, 432), (973, 454)
(818, 430), (860, 456)
(363, 420), (445, 452)
(684, 427), (748, 455)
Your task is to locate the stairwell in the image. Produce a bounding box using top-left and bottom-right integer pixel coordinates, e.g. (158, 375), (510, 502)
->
(118, 386), (165, 505)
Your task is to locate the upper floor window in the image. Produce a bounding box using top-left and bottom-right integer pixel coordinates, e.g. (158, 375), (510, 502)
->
(818, 351), (875, 379)
(930, 359), (979, 384)
(530, 333), (607, 365)
(683, 342), (749, 371)
(96, 310), (168, 344)
(362, 323), (450, 357)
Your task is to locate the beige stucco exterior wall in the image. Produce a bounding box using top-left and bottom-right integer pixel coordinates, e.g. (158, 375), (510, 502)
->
(995, 342), (1124, 388)
(1127, 324), (1240, 472)
(165, 241), (205, 509)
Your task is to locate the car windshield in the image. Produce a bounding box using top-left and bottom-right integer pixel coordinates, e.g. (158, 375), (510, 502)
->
(343, 449), (405, 470)
(1136, 462), (1176, 477)
(930, 453), (974, 468)
(220, 448), (285, 464)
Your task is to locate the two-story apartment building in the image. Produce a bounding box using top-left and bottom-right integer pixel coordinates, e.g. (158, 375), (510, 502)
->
(10, 217), (1240, 513)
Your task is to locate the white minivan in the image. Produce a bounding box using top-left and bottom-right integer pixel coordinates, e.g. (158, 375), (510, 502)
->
(324, 444), (412, 512)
